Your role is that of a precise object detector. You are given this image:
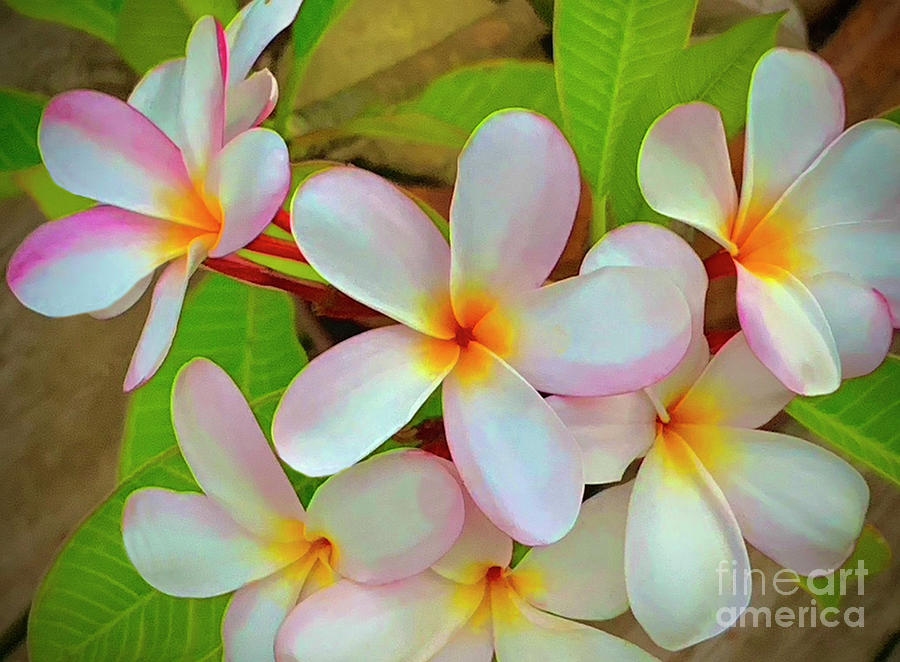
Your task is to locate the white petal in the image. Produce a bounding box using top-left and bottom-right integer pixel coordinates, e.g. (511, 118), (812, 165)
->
(225, 69), (278, 142)
(128, 58), (185, 144)
(226, 0), (303, 84)
(428, 604), (494, 662)
(90, 273), (153, 319)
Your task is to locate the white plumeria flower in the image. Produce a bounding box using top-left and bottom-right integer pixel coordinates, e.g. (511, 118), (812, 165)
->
(273, 109), (693, 545)
(548, 223), (869, 650)
(638, 47), (899, 396)
(123, 358), (465, 662)
(7, 1), (301, 390)
(276, 477), (657, 662)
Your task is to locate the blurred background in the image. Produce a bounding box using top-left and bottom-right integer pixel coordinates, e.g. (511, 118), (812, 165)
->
(0, 0), (898, 659)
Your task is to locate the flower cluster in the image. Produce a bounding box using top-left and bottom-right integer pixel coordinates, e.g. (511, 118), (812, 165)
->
(6, 2), (899, 660)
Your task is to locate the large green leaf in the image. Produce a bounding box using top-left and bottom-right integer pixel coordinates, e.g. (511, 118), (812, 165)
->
(787, 355), (900, 487)
(114, 0), (237, 73)
(118, 273), (307, 479)
(553, 0), (696, 232)
(15, 165), (95, 218)
(606, 13), (781, 229)
(342, 60), (561, 150)
(29, 450), (230, 661)
(0, 88), (46, 172)
(4, 0), (124, 44)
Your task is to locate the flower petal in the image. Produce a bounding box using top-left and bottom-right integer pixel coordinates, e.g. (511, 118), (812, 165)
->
(273, 325), (458, 476)
(512, 483), (631, 621)
(223, 563), (306, 662)
(449, 109), (580, 326)
(128, 58), (185, 143)
(89, 273), (154, 319)
(291, 167), (454, 337)
(734, 48), (845, 242)
(171, 358), (304, 540)
(626, 432), (750, 650)
(581, 222), (708, 333)
(742, 119), (900, 254)
(275, 573), (480, 662)
(39, 91), (213, 227)
(546, 392), (656, 484)
(479, 267), (691, 397)
(672, 331), (794, 429)
(225, 69), (278, 142)
(305, 449), (464, 585)
(122, 489), (286, 598)
(442, 343), (583, 545)
(492, 584), (656, 662)
(638, 102), (737, 251)
(735, 261), (840, 395)
(179, 16), (228, 178)
(431, 476), (513, 585)
(206, 127), (290, 257)
(429, 603), (494, 662)
(806, 273), (893, 379)
(123, 239), (207, 391)
(226, 0), (303, 84)
(6, 206), (199, 317)
(681, 424), (869, 575)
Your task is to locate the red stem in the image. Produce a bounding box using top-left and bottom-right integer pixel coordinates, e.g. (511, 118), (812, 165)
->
(704, 250), (736, 280)
(707, 329), (739, 354)
(245, 234), (308, 262)
(273, 209), (292, 233)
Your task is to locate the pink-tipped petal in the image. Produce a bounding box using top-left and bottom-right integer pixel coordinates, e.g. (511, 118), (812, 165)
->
(226, 0), (303, 84)
(431, 478), (513, 585)
(482, 267), (691, 397)
(735, 261), (840, 395)
(672, 332), (794, 429)
(546, 393), (656, 484)
(626, 433), (750, 651)
(122, 489), (286, 598)
(442, 343), (583, 546)
(291, 167), (454, 338)
(89, 273), (154, 319)
(582, 222), (708, 334)
(223, 564), (306, 662)
(735, 48), (845, 241)
(123, 239), (208, 391)
(449, 110), (580, 326)
(512, 483), (631, 621)
(206, 127), (290, 257)
(39, 91), (213, 227)
(172, 358), (304, 540)
(681, 424), (869, 575)
(805, 273), (893, 378)
(128, 58), (185, 144)
(275, 573), (479, 662)
(273, 325), (458, 476)
(492, 586), (657, 662)
(638, 103), (737, 251)
(7, 206), (201, 317)
(305, 450), (464, 585)
(179, 16), (228, 178)
(225, 69), (278, 142)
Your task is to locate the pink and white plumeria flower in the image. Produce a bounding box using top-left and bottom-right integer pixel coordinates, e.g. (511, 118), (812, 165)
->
(638, 47), (899, 396)
(123, 358), (464, 662)
(273, 109), (693, 545)
(7, 4), (296, 390)
(549, 223), (869, 650)
(276, 480), (656, 662)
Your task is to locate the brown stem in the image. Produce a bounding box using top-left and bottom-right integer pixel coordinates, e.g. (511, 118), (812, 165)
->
(704, 250), (736, 280)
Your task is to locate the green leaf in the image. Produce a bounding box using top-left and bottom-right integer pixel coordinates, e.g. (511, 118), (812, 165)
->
(0, 88), (46, 172)
(881, 105), (900, 125)
(15, 165), (95, 218)
(29, 450), (231, 661)
(118, 273), (307, 480)
(526, 0), (553, 25)
(342, 60), (562, 151)
(115, 0), (238, 73)
(4, 0), (124, 44)
(787, 355), (900, 487)
(606, 12), (782, 229)
(553, 0), (697, 235)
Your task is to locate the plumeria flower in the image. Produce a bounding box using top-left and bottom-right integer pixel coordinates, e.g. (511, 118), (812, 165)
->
(123, 358), (464, 662)
(638, 47), (899, 396)
(548, 223), (869, 650)
(6, 5), (295, 390)
(276, 476), (656, 661)
(273, 109), (693, 545)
